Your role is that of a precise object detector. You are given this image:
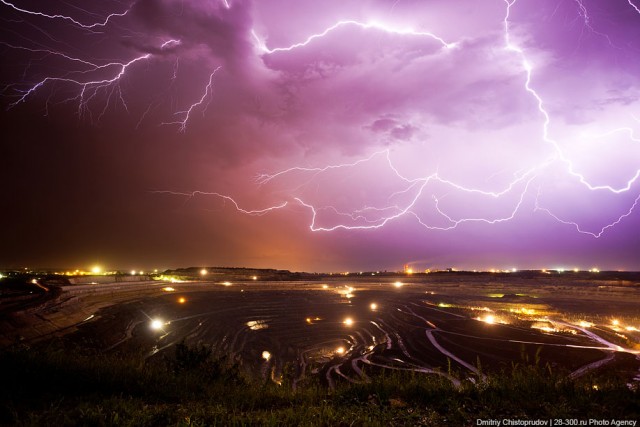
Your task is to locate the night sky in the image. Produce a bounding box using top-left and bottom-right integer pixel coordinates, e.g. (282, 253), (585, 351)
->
(1, 0), (639, 272)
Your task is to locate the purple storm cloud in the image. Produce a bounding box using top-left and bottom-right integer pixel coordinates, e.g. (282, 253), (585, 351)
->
(1, 0), (639, 271)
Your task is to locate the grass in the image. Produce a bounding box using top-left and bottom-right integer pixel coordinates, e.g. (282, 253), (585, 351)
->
(0, 341), (637, 426)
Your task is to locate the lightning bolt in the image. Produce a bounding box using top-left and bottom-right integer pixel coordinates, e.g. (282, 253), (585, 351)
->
(161, 66), (222, 132)
(150, 190), (288, 216)
(627, 0), (640, 15)
(251, 20), (456, 54)
(503, 0), (640, 195)
(0, 0), (129, 29)
(7, 49), (151, 121)
(572, 0), (616, 47)
(535, 189), (640, 238)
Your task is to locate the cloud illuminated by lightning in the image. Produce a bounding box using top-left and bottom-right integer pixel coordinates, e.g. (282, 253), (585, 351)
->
(2, 0), (639, 243)
(229, 0), (639, 236)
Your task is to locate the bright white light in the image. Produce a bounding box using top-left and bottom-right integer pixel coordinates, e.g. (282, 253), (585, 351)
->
(200, 269), (208, 276)
(252, 276), (258, 280)
(131, 270), (137, 275)
(162, 287), (175, 292)
(393, 281), (403, 288)
(262, 350), (271, 361)
(222, 281), (232, 286)
(322, 284), (328, 289)
(150, 319), (163, 330)
(370, 303), (378, 310)
(336, 346), (345, 354)
(91, 266), (102, 274)
(343, 317), (353, 326)
(578, 321), (594, 328)
(482, 315), (495, 324)
(611, 319), (619, 326)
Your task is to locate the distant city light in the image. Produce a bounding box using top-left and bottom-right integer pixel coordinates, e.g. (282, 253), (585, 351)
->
(343, 317), (353, 326)
(393, 281), (404, 288)
(200, 269), (208, 276)
(336, 346), (345, 354)
(252, 275), (258, 280)
(178, 297), (186, 304)
(370, 303), (378, 310)
(162, 287), (175, 292)
(131, 270), (137, 275)
(150, 319), (164, 330)
(578, 321), (594, 328)
(262, 350), (271, 361)
(91, 266), (102, 274)
(611, 319), (619, 326)
(222, 281), (232, 286)
(322, 284), (329, 289)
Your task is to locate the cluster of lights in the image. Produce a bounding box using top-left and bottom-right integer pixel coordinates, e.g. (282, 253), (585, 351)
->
(609, 319), (639, 332)
(338, 285), (355, 299)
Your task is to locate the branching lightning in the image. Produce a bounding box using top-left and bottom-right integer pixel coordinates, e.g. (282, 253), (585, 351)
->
(7, 48), (151, 120)
(0, 0), (130, 29)
(150, 190), (288, 216)
(161, 66), (222, 132)
(2, 0), (638, 242)
(251, 19), (456, 54)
